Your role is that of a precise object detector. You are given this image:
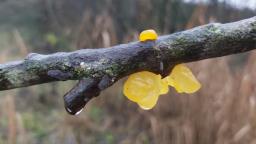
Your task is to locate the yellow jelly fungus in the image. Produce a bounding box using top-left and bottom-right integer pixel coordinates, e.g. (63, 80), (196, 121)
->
(123, 71), (163, 110)
(137, 94), (159, 110)
(166, 64), (201, 93)
(160, 78), (169, 94)
(139, 29), (158, 42)
(123, 64), (201, 109)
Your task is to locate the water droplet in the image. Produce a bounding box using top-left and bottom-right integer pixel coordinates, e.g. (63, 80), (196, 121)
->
(75, 108), (83, 115)
(66, 107), (72, 113)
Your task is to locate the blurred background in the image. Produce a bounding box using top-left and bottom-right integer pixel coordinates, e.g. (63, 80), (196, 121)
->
(0, 0), (255, 144)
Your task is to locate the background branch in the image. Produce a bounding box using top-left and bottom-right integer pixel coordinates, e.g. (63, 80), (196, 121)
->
(0, 17), (255, 114)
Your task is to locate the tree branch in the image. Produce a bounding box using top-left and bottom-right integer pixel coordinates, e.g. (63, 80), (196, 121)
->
(0, 17), (255, 114)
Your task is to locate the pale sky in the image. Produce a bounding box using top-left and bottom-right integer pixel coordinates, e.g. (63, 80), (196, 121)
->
(184, 0), (256, 10)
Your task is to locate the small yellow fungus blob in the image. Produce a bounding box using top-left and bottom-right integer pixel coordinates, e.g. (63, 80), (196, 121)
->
(139, 29), (158, 42)
(123, 71), (163, 110)
(166, 64), (201, 93)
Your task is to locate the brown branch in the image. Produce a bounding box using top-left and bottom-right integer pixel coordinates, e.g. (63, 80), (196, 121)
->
(0, 17), (255, 114)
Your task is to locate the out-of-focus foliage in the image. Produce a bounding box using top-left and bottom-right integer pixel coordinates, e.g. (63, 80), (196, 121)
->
(0, 0), (255, 144)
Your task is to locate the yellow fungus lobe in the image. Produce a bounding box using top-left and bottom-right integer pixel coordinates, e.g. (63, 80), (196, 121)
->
(122, 64), (201, 110)
(139, 29), (158, 42)
(123, 71), (164, 110)
(166, 64), (201, 93)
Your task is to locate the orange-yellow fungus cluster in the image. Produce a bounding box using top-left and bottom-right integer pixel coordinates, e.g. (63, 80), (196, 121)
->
(123, 64), (201, 110)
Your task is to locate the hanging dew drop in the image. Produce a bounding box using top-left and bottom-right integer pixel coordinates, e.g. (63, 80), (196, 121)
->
(66, 107), (72, 113)
(75, 108), (83, 115)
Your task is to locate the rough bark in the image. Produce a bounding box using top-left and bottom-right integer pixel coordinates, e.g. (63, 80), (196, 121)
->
(0, 17), (255, 114)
